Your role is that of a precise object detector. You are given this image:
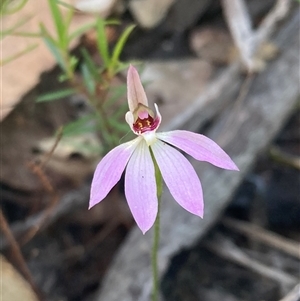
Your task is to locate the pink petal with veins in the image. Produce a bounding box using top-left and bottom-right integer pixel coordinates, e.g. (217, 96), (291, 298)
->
(125, 139), (158, 234)
(89, 137), (141, 209)
(157, 130), (239, 171)
(151, 140), (204, 217)
(127, 65), (148, 112)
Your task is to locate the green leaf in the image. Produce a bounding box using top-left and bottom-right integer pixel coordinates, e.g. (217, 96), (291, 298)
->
(57, 1), (74, 10)
(69, 21), (96, 42)
(96, 18), (110, 68)
(80, 48), (100, 80)
(110, 24), (135, 73)
(1, 15), (34, 39)
(48, 0), (65, 45)
(95, 115), (117, 148)
(115, 61), (133, 74)
(1, 0), (28, 15)
(69, 55), (78, 73)
(36, 88), (76, 102)
(112, 101), (128, 119)
(104, 19), (120, 26)
(109, 117), (129, 133)
(103, 84), (127, 108)
(0, 43), (38, 66)
(81, 63), (96, 95)
(62, 114), (97, 136)
(63, 7), (74, 45)
(43, 30), (66, 71)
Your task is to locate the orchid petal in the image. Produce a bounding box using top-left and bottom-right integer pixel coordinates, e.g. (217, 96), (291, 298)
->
(156, 130), (239, 171)
(127, 65), (148, 112)
(154, 103), (162, 129)
(89, 137), (141, 209)
(125, 139), (157, 234)
(125, 111), (134, 130)
(151, 140), (203, 217)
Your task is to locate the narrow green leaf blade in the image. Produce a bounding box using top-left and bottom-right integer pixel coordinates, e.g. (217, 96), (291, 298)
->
(96, 18), (110, 68)
(69, 21), (96, 42)
(42, 31), (66, 71)
(81, 63), (96, 95)
(110, 24), (135, 72)
(36, 88), (76, 102)
(103, 84), (127, 108)
(62, 114), (97, 136)
(80, 48), (100, 80)
(0, 44), (38, 66)
(48, 0), (65, 43)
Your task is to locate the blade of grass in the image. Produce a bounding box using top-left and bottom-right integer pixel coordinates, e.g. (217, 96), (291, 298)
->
(57, 0), (74, 10)
(62, 114), (97, 136)
(9, 31), (41, 38)
(63, 6), (74, 47)
(108, 118), (130, 133)
(81, 63), (96, 95)
(40, 24), (66, 71)
(48, 0), (65, 45)
(0, 43), (38, 66)
(1, 15), (34, 38)
(96, 18), (110, 68)
(111, 101), (128, 119)
(95, 113), (117, 150)
(1, 0), (28, 15)
(109, 24), (135, 74)
(69, 21), (96, 42)
(36, 88), (76, 102)
(115, 61), (134, 73)
(80, 48), (100, 80)
(103, 84), (127, 108)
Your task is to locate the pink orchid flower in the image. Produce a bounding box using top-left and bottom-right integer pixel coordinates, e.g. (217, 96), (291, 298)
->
(90, 65), (238, 234)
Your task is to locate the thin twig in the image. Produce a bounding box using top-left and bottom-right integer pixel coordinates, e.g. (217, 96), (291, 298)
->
(221, 0), (255, 70)
(39, 127), (63, 169)
(0, 209), (43, 300)
(204, 234), (298, 287)
(20, 131), (63, 244)
(216, 72), (254, 145)
(222, 218), (300, 259)
(254, 0), (291, 49)
(279, 284), (300, 301)
(222, 0), (291, 71)
(18, 194), (60, 246)
(0, 184), (90, 250)
(269, 146), (300, 170)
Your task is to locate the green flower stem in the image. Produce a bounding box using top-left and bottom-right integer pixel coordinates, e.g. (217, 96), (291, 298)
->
(151, 153), (163, 301)
(152, 196), (160, 301)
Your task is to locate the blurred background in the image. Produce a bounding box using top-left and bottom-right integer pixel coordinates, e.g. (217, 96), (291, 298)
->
(1, 0), (299, 300)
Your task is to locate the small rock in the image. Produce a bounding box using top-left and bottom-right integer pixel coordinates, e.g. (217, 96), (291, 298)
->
(190, 26), (235, 65)
(1, 255), (39, 301)
(72, 0), (122, 17)
(129, 0), (175, 29)
(164, 0), (212, 32)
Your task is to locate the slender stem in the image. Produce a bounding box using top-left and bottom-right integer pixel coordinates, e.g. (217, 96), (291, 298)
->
(151, 153), (163, 301)
(152, 197), (161, 301)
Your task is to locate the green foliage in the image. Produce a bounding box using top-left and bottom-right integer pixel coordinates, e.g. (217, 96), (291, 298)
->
(2, 0), (136, 156)
(0, 1), (38, 66)
(36, 89), (76, 102)
(61, 114), (97, 136)
(108, 24), (135, 76)
(0, 0), (28, 15)
(96, 18), (110, 68)
(39, 0), (136, 153)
